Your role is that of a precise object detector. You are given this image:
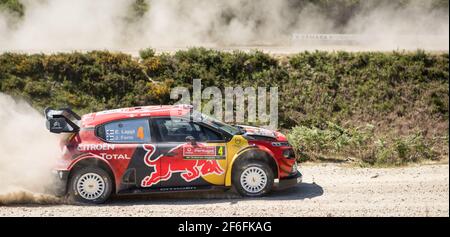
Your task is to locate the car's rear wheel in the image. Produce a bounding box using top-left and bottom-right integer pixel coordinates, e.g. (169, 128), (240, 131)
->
(232, 160), (274, 197)
(68, 167), (112, 204)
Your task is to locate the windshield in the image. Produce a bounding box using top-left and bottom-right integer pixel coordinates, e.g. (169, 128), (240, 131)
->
(192, 111), (242, 135)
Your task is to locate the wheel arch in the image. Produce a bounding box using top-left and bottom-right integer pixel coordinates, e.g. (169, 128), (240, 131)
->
(68, 156), (116, 193)
(225, 146), (279, 186)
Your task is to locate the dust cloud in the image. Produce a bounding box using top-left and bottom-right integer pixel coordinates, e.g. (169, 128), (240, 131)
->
(0, 0), (448, 52)
(0, 93), (62, 205)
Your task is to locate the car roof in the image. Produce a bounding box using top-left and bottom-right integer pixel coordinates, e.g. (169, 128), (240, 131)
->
(81, 104), (192, 127)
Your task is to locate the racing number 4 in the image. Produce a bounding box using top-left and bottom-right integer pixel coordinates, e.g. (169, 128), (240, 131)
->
(217, 146), (224, 157)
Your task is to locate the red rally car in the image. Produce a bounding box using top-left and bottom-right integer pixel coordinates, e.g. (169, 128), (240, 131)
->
(45, 105), (302, 204)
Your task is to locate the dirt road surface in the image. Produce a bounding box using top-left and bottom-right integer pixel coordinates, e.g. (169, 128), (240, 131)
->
(0, 163), (448, 217)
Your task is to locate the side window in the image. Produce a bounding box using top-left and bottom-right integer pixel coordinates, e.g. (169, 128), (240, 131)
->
(98, 119), (151, 143)
(154, 118), (222, 142)
(199, 125), (223, 141)
(155, 118), (194, 142)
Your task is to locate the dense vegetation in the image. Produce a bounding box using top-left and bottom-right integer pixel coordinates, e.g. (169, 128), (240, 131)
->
(0, 49), (448, 166)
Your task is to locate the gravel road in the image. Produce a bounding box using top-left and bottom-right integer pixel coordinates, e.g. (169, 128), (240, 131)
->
(0, 163), (448, 217)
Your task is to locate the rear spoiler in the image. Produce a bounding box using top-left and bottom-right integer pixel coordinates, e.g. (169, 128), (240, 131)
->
(44, 107), (81, 133)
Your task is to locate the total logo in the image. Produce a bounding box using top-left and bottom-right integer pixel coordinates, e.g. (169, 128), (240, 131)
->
(99, 153), (130, 160)
(141, 144), (224, 187)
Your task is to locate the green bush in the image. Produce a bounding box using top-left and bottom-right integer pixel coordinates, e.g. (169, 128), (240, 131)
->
(0, 49), (448, 166)
(288, 122), (374, 162)
(139, 48), (156, 60)
(288, 124), (441, 166)
(0, 0), (24, 17)
(370, 133), (439, 166)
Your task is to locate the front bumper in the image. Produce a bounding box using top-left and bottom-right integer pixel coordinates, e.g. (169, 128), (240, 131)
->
(51, 169), (69, 196)
(274, 170), (302, 190)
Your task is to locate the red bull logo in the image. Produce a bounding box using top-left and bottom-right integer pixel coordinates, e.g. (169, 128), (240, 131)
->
(141, 144), (225, 187)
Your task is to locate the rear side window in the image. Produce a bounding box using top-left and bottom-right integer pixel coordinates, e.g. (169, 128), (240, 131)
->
(97, 119), (151, 143)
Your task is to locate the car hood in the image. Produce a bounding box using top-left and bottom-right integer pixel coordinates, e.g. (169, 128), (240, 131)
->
(237, 125), (287, 141)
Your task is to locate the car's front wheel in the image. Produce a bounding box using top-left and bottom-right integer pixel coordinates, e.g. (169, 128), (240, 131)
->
(232, 160), (274, 197)
(68, 167), (112, 204)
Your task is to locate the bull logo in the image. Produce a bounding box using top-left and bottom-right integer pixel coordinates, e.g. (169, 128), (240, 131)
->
(141, 144), (224, 187)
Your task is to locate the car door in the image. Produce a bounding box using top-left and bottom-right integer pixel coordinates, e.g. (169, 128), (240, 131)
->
(142, 117), (228, 189)
(95, 117), (161, 193)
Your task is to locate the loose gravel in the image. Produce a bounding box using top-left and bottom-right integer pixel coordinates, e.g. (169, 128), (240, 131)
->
(0, 163), (448, 217)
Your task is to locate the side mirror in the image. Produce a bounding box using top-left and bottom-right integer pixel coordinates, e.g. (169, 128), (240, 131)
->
(185, 136), (197, 145)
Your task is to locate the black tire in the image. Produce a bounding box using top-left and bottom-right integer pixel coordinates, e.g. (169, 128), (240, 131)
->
(68, 166), (113, 204)
(232, 160), (274, 197)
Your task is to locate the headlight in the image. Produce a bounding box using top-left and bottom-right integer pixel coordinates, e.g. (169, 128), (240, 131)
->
(282, 149), (295, 158)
